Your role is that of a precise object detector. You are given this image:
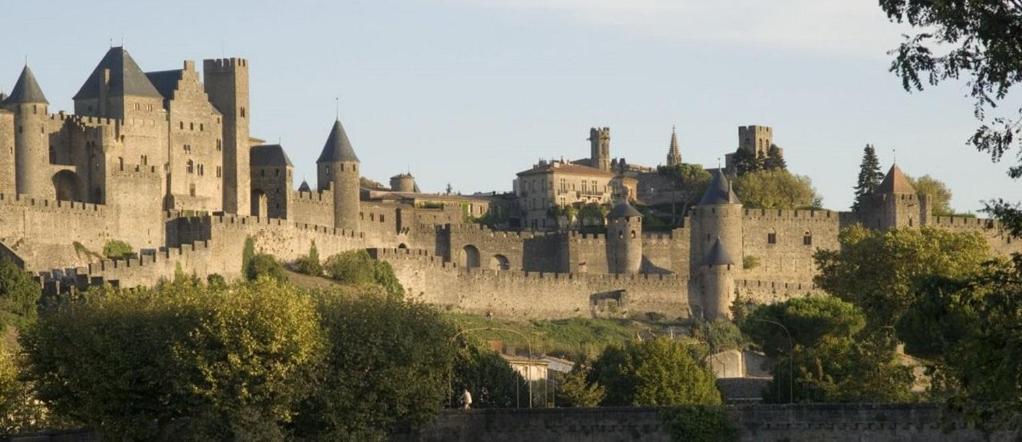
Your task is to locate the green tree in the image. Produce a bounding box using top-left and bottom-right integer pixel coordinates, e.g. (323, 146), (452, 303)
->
(896, 259), (1022, 412)
(294, 290), (457, 440)
(693, 319), (746, 354)
(879, 0), (1022, 233)
(324, 250), (404, 297)
(102, 240), (134, 260)
(766, 335), (914, 404)
(740, 295), (865, 358)
(246, 253), (287, 282)
(731, 147), (762, 176)
(0, 343), (55, 433)
(20, 278), (324, 440)
(763, 144), (786, 170)
(906, 174), (954, 216)
(852, 144), (884, 211)
(741, 296), (913, 404)
(0, 258), (40, 332)
(733, 169), (822, 210)
(451, 342), (526, 409)
(590, 337), (721, 406)
(241, 235), (255, 276)
(555, 361), (605, 407)
(293, 241), (323, 276)
(814, 225), (990, 327)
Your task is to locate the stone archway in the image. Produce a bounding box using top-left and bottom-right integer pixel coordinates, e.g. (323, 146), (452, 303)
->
(462, 245), (481, 269)
(490, 254), (510, 271)
(52, 170), (84, 202)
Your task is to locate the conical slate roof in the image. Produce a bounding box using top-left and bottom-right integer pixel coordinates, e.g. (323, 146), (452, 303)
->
(878, 164), (916, 194)
(298, 181), (312, 192)
(74, 47), (162, 100)
(316, 120), (360, 163)
(705, 237), (735, 266)
(5, 66), (48, 104)
(608, 201), (642, 219)
(699, 169), (740, 205)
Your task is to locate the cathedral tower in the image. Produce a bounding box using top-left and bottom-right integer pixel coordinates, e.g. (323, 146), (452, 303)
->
(606, 200), (643, 274)
(4, 66), (50, 198)
(317, 119), (361, 232)
(203, 58), (251, 215)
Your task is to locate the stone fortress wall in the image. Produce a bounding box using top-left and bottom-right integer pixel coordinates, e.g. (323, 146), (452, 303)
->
(3, 47), (1021, 321)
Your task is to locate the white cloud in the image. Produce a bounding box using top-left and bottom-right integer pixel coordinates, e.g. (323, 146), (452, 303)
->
(454, 0), (909, 56)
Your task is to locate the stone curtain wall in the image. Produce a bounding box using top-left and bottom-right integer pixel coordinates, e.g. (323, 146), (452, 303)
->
(396, 404), (1021, 442)
(374, 247), (690, 319)
(740, 209), (841, 284)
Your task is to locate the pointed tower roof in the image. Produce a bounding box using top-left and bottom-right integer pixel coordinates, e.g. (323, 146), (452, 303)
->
(298, 180), (311, 192)
(250, 144), (293, 167)
(705, 237), (735, 266)
(73, 47), (161, 100)
(608, 200), (642, 219)
(878, 164), (916, 194)
(667, 126), (680, 157)
(5, 65), (48, 104)
(699, 169), (741, 205)
(316, 119), (360, 163)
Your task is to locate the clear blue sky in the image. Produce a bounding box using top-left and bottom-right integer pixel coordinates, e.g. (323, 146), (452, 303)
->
(5, 0), (1019, 212)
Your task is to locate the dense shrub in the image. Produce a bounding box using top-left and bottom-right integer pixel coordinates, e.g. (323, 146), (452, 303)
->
(102, 240), (134, 260)
(246, 254), (286, 282)
(590, 337), (721, 406)
(324, 250), (403, 296)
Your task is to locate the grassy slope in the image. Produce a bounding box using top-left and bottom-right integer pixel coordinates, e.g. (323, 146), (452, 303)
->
(284, 268), (693, 359)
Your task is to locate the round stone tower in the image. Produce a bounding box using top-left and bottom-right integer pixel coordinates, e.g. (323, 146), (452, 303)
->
(316, 119), (361, 232)
(606, 200), (643, 274)
(690, 170), (743, 277)
(4, 66), (50, 198)
(703, 237), (736, 320)
(390, 173), (416, 193)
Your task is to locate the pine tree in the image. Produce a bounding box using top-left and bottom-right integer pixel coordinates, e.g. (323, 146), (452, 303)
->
(764, 144), (787, 170)
(732, 147), (762, 176)
(852, 144), (884, 211)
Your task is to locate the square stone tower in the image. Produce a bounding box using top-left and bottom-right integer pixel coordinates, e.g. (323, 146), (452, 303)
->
(203, 58), (251, 216)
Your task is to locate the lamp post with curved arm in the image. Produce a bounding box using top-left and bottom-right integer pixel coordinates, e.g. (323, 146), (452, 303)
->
(449, 326), (535, 409)
(746, 318), (794, 403)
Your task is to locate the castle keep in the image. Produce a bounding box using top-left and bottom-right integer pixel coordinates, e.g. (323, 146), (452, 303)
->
(2, 48), (1018, 320)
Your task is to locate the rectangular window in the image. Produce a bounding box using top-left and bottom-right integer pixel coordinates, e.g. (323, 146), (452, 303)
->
(767, 233), (777, 244)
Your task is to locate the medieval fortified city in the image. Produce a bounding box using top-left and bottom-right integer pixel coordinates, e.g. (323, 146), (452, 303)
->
(2, 2), (1022, 441)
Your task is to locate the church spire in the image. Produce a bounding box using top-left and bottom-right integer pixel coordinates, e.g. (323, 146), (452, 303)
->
(666, 125), (681, 167)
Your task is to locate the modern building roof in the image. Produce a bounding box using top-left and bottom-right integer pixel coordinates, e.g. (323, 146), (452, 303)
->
(144, 69), (183, 101)
(74, 47), (162, 100)
(5, 66), (48, 105)
(316, 119), (359, 163)
(608, 201), (642, 219)
(517, 161), (615, 178)
(250, 144), (293, 168)
(878, 164), (916, 194)
(705, 237), (736, 266)
(699, 169), (741, 205)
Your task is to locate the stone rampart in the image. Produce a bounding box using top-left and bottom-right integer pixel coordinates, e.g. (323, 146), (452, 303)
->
(373, 247), (689, 319)
(397, 404), (1021, 442)
(734, 279), (821, 304)
(740, 208), (841, 283)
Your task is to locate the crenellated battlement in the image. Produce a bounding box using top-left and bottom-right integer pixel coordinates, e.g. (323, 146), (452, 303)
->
(110, 162), (160, 178)
(929, 215), (997, 229)
(735, 279), (817, 292)
(742, 208), (837, 222)
(204, 58), (248, 71)
(446, 223), (556, 240)
(0, 193), (105, 213)
(293, 189), (331, 203)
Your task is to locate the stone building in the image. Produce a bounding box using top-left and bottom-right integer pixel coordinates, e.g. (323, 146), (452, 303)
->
(2, 48), (1019, 324)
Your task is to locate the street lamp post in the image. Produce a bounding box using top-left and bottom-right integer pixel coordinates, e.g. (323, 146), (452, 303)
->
(747, 318), (794, 403)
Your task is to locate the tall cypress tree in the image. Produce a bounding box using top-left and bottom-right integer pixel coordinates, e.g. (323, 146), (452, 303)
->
(852, 144), (884, 211)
